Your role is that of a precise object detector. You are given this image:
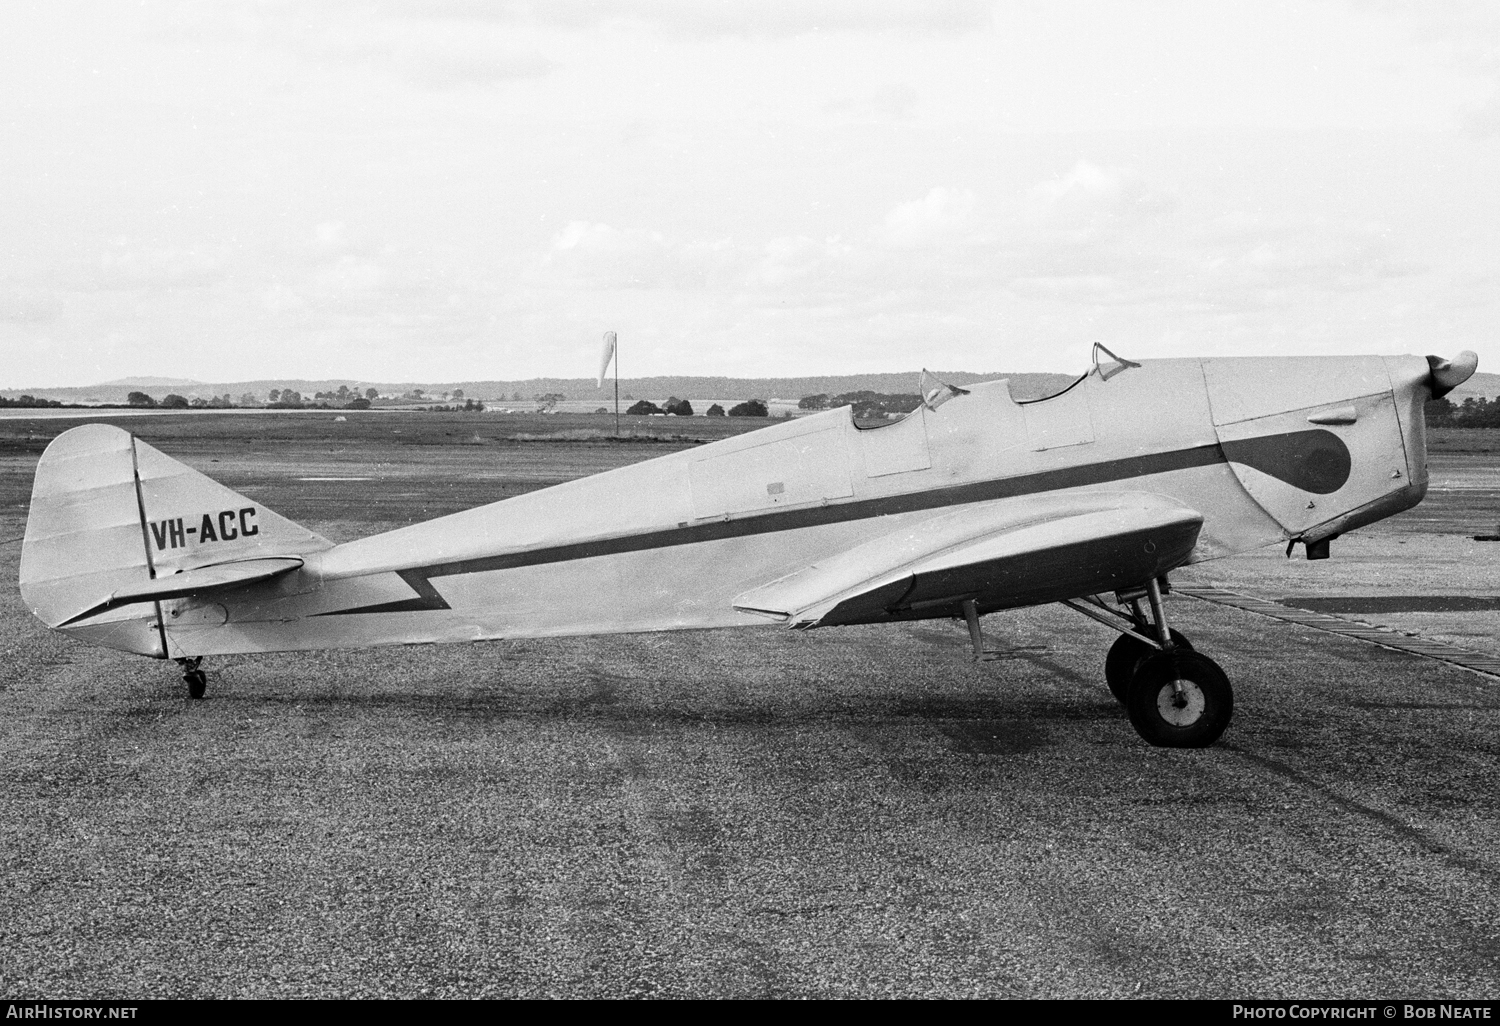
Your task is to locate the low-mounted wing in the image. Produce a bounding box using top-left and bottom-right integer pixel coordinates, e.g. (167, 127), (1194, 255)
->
(733, 495), (1203, 628)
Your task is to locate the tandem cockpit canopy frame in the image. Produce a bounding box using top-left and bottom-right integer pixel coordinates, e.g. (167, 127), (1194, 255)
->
(908, 344), (1138, 423)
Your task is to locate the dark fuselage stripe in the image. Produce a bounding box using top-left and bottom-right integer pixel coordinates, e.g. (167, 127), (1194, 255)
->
(422, 441), (1227, 579)
(319, 441), (1228, 616)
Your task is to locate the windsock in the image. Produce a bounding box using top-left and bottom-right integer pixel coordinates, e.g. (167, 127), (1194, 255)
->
(597, 331), (617, 388)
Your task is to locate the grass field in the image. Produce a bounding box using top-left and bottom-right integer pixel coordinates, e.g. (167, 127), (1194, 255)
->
(2, 414), (1500, 998)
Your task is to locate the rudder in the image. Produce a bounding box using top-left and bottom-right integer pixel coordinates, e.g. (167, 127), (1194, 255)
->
(20, 423), (330, 653)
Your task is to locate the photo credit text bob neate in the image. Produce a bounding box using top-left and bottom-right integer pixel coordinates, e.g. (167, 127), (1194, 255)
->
(1233, 1008), (1493, 1020)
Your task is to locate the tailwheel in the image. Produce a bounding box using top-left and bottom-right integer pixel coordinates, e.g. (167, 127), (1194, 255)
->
(1125, 650), (1232, 748)
(1104, 630), (1192, 704)
(179, 657), (207, 700)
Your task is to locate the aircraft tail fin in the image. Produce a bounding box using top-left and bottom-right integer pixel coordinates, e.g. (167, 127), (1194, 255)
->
(20, 423), (331, 637)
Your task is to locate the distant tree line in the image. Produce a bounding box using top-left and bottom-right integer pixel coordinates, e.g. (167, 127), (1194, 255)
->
(400, 388), (469, 403)
(0, 394), (65, 408)
(799, 391), (922, 419)
(128, 391), (238, 409)
(1427, 396), (1500, 428)
(271, 386), (380, 409)
(624, 397), (766, 417)
(310, 385), (380, 405)
(625, 397), (696, 416)
(419, 399), (487, 412)
(121, 387), (380, 411)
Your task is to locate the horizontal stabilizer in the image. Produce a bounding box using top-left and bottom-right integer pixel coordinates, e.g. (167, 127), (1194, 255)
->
(734, 495), (1203, 628)
(59, 557), (305, 626)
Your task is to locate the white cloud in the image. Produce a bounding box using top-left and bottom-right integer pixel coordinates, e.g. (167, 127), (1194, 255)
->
(1025, 161), (1175, 227)
(881, 187), (976, 246)
(747, 235), (854, 289)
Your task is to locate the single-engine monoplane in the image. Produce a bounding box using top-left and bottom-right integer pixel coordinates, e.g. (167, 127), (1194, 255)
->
(19, 346), (1478, 747)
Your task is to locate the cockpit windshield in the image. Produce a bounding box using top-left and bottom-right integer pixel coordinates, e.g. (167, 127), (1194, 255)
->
(1092, 342), (1140, 381)
(1018, 343), (1140, 405)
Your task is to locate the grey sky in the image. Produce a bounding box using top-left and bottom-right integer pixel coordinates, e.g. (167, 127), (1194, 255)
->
(2, 0), (1497, 386)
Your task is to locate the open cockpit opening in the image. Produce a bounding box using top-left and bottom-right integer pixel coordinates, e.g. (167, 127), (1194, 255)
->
(1017, 343), (1140, 406)
(849, 369), (972, 430)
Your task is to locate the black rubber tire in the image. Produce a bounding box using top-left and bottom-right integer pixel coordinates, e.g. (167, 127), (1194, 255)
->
(1125, 650), (1233, 748)
(1104, 630), (1192, 703)
(186, 670), (207, 700)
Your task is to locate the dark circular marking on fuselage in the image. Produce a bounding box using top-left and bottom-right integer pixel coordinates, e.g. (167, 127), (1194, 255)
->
(1220, 428), (1352, 494)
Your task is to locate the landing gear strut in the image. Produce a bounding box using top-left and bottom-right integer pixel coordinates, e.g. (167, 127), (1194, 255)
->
(1062, 576), (1234, 748)
(177, 657), (207, 700)
(962, 599), (1002, 661)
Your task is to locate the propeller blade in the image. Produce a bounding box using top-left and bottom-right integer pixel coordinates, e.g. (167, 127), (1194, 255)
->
(1426, 351), (1479, 399)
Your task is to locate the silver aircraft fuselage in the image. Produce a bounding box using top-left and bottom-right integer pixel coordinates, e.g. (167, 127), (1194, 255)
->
(22, 354), (1437, 661)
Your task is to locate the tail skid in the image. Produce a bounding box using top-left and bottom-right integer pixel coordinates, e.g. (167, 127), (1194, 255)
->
(20, 424), (330, 656)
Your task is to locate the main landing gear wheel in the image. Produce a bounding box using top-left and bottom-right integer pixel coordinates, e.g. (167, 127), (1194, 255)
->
(1104, 630), (1192, 704)
(1125, 650), (1233, 749)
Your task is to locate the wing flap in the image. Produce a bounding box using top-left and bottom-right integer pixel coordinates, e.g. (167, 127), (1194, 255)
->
(734, 496), (1203, 628)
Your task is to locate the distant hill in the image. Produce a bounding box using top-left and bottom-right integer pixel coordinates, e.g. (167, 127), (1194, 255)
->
(3, 371), (1079, 405)
(1449, 371), (1500, 402)
(93, 376), (205, 388)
